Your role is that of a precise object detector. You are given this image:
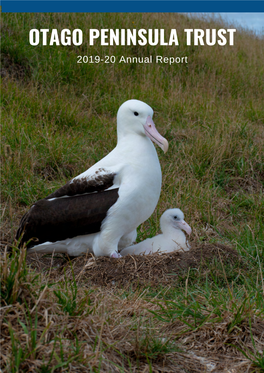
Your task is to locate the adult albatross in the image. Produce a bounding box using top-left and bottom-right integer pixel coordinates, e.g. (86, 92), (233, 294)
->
(120, 208), (192, 256)
(16, 99), (168, 258)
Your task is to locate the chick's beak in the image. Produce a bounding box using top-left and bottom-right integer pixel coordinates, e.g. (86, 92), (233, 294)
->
(178, 220), (192, 236)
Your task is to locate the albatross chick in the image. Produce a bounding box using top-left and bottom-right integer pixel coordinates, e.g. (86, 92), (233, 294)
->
(121, 208), (192, 256)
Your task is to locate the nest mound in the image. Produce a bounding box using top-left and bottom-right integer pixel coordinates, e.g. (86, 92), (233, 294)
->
(27, 243), (245, 288)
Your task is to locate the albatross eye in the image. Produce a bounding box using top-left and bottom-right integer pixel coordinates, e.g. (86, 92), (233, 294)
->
(173, 216), (178, 220)
(134, 112), (139, 116)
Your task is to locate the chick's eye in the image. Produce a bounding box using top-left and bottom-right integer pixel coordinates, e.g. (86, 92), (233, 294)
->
(134, 112), (139, 116)
(173, 216), (177, 220)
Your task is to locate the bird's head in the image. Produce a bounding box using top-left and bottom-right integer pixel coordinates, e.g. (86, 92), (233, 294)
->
(117, 99), (168, 153)
(160, 208), (192, 236)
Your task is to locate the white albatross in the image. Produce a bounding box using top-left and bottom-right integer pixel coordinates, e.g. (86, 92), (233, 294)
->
(120, 209), (192, 256)
(16, 99), (168, 258)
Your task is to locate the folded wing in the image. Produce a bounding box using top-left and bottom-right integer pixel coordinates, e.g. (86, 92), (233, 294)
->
(16, 173), (119, 248)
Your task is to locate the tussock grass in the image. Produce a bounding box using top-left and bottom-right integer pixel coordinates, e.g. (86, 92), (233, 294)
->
(1, 12), (264, 372)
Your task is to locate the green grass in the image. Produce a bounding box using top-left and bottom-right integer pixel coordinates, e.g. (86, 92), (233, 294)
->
(1, 12), (264, 372)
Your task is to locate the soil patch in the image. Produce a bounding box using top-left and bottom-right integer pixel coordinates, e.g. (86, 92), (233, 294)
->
(34, 163), (75, 181)
(224, 176), (263, 194)
(0, 53), (31, 81)
(27, 243), (245, 289)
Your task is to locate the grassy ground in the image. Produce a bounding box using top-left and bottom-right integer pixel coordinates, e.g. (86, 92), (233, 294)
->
(1, 13), (264, 372)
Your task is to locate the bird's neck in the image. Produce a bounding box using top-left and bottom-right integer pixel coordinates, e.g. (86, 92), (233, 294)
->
(117, 128), (143, 142)
(162, 226), (185, 240)
(117, 131), (156, 155)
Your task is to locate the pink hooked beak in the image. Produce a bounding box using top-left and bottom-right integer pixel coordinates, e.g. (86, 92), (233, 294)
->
(143, 116), (169, 153)
(177, 220), (192, 236)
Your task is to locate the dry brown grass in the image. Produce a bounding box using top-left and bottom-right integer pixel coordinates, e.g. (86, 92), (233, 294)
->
(1, 244), (263, 372)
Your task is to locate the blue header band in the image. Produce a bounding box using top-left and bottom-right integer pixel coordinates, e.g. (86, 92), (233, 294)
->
(2, 1), (264, 13)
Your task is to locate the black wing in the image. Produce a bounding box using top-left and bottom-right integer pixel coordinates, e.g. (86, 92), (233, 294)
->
(16, 173), (118, 248)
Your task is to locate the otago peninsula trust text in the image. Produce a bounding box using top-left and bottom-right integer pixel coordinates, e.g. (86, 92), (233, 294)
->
(29, 28), (237, 46)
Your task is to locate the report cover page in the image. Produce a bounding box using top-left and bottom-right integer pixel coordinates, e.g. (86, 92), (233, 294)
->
(1, 4), (264, 372)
